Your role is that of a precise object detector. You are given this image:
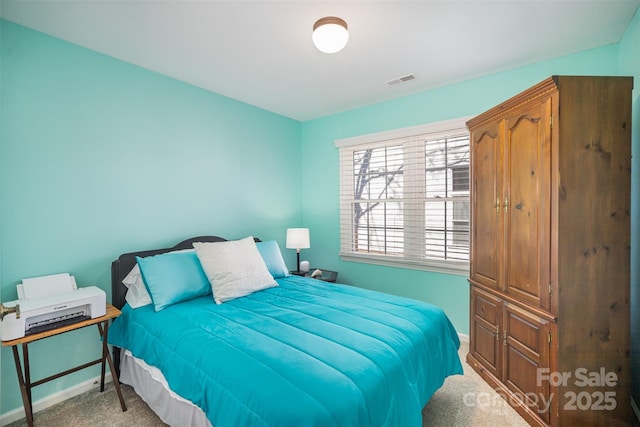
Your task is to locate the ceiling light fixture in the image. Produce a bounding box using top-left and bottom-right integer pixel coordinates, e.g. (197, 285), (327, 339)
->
(312, 16), (349, 54)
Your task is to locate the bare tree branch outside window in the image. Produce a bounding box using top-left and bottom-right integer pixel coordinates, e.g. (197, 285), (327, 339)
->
(350, 136), (469, 260)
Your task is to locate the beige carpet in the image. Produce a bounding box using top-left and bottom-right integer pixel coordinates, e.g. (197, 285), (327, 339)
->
(422, 342), (529, 426)
(6, 342), (530, 427)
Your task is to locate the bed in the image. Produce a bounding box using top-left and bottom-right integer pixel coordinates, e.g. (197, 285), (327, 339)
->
(108, 235), (463, 427)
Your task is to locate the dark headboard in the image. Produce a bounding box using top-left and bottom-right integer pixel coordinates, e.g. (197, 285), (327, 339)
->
(110, 235), (228, 310)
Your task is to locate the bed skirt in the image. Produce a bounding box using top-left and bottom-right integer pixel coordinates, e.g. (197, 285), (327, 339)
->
(120, 350), (213, 427)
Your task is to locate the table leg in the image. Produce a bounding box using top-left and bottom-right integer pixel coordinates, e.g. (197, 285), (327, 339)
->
(12, 345), (34, 427)
(99, 322), (106, 392)
(97, 322), (127, 411)
(23, 344), (32, 407)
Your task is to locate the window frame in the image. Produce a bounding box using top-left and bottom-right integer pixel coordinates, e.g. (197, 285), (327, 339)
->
(335, 117), (472, 276)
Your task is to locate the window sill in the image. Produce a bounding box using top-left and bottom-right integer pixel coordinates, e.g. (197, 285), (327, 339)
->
(339, 252), (470, 276)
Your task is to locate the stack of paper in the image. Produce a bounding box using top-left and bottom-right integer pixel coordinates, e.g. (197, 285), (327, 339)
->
(17, 273), (78, 300)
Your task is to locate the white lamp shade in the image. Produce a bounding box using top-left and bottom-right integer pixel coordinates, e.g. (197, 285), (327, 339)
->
(312, 17), (349, 54)
(286, 228), (310, 249)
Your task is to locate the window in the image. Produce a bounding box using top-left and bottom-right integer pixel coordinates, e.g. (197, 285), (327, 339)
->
(336, 117), (470, 275)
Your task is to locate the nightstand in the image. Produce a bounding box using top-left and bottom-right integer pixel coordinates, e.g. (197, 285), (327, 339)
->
(290, 269), (338, 283)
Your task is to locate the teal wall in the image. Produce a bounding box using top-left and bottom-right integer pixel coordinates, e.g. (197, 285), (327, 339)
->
(0, 20), (301, 414)
(619, 5), (640, 416)
(2, 8), (640, 421)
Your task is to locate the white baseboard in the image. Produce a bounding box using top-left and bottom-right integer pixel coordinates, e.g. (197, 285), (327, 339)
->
(0, 374), (112, 426)
(458, 332), (469, 344)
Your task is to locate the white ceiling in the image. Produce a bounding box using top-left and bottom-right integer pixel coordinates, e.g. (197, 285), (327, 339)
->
(1, 0), (638, 121)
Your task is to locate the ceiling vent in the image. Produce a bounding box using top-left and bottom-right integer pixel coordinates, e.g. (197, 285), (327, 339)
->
(386, 74), (417, 86)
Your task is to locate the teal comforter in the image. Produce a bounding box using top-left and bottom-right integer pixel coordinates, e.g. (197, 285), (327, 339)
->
(108, 276), (462, 427)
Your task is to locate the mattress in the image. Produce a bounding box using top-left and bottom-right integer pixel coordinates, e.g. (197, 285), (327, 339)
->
(108, 275), (463, 426)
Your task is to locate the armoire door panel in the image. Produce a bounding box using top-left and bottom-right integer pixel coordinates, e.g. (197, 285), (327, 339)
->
(504, 346), (551, 423)
(473, 286), (501, 325)
(470, 287), (502, 378)
(473, 321), (501, 377)
(503, 99), (551, 310)
(470, 122), (502, 290)
(503, 303), (551, 423)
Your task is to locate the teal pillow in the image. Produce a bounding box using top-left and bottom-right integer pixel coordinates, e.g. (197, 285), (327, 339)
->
(136, 251), (211, 311)
(256, 240), (289, 278)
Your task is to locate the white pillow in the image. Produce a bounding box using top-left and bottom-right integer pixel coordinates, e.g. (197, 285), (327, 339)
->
(193, 237), (277, 304)
(122, 248), (193, 309)
(123, 264), (152, 308)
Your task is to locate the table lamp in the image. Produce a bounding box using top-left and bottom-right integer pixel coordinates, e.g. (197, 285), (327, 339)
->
(286, 228), (310, 274)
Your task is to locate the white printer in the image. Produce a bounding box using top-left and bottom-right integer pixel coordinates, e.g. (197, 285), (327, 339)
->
(0, 273), (106, 341)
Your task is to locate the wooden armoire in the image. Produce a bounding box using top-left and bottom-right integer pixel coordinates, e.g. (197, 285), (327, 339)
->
(466, 76), (632, 427)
